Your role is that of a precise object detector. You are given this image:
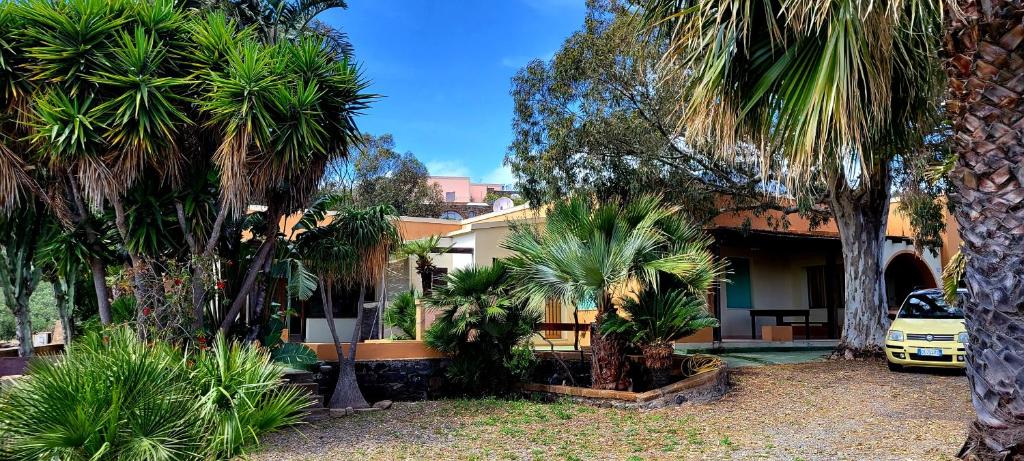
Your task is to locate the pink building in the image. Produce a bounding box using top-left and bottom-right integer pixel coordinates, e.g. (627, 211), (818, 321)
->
(427, 176), (506, 220)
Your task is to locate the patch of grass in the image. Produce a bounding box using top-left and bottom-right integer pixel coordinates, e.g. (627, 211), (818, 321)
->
(719, 436), (734, 447)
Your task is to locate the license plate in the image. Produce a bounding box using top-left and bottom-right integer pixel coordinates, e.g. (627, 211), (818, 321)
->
(917, 348), (943, 357)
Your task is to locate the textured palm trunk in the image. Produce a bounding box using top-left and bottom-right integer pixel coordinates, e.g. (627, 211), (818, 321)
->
(642, 343), (674, 389)
(944, 2), (1024, 458)
(590, 293), (629, 390)
(829, 165), (891, 356)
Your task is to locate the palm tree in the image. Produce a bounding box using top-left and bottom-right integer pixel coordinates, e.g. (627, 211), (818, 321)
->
(639, 1), (944, 355)
(943, 3), (1024, 458)
(297, 204), (400, 409)
(397, 235), (450, 294)
(423, 263), (540, 394)
(503, 194), (722, 390)
(601, 288), (718, 388)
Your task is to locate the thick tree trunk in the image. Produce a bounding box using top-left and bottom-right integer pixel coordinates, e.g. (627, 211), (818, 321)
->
(944, 2), (1024, 458)
(13, 304), (32, 357)
(829, 165), (891, 356)
(88, 257), (111, 325)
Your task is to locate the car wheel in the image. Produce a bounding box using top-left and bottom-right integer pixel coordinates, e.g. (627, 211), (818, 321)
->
(887, 361), (903, 372)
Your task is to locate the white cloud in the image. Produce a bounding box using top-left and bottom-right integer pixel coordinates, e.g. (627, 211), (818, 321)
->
(425, 160), (470, 177)
(480, 165), (517, 187)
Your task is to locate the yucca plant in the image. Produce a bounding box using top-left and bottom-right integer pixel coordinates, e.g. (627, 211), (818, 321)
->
(384, 289), (418, 340)
(601, 289), (718, 388)
(424, 263), (541, 395)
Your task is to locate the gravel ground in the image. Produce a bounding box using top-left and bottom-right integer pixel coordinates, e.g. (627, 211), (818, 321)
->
(251, 360), (971, 461)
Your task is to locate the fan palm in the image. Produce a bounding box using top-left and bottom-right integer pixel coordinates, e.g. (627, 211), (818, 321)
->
(639, 1), (944, 354)
(601, 288), (718, 388)
(423, 263), (541, 394)
(503, 194), (722, 390)
(397, 234), (450, 293)
(296, 204), (400, 409)
(943, 2), (1024, 457)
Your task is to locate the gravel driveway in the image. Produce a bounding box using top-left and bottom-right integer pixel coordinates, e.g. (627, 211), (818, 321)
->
(252, 360), (971, 461)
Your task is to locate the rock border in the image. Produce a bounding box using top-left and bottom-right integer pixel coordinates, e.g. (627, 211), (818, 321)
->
(522, 365), (729, 410)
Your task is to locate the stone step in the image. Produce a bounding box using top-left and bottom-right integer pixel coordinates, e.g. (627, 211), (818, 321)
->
(285, 381), (320, 396)
(282, 369), (316, 383)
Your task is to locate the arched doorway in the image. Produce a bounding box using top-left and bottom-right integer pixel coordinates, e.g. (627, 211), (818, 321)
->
(884, 252), (937, 312)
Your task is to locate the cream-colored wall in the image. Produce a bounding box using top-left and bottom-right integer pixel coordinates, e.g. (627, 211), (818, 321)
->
(718, 246), (833, 338)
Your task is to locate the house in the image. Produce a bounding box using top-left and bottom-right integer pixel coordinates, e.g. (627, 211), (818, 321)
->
(427, 176), (510, 220)
(383, 200), (953, 346)
(281, 197), (954, 350)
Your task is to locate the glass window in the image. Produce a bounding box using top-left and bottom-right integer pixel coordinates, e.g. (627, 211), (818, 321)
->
(898, 290), (964, 319)
(445, 191), (456, 202)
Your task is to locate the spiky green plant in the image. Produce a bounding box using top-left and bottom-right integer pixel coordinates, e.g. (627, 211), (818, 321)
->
(190, 334), (311, 459)
(0, 326), (311, 460)
(601, 288), (718, 388)
(384, 289), (418, 340)
(424, 263), (540, 394)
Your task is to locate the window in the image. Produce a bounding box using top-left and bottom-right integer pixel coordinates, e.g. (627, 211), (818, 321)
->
(304, 284), (363, 319)
(445, 191), (456, 202)
(726, 257), (752, 309)
(806, 265), (843, 309)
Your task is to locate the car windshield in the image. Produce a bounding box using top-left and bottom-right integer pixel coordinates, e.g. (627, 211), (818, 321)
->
(898, 292), (964, 320)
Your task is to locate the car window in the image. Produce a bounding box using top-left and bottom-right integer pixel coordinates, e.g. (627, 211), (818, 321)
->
(898, 292), (964, 319)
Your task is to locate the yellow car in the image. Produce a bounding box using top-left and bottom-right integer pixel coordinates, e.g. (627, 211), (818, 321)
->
(885, 288), (967, 371)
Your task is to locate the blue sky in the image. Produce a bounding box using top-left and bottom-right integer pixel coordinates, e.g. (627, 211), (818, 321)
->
(319, 0), (586, 186)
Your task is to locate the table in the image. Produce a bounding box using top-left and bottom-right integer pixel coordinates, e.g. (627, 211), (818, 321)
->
(749, 309), (811, 340)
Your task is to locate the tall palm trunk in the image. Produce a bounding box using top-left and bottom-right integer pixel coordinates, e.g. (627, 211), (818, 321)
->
(829, 164), (892, 356)
(944, 2), (1024, 458)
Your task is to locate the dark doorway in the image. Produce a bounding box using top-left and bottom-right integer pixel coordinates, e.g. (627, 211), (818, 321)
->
(884, 253), (937, 313)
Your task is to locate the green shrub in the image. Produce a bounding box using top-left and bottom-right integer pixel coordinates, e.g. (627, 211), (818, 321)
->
(384, 289), (418, 339)
(0, 326), (311, 460)
(424, 264), (540, 395)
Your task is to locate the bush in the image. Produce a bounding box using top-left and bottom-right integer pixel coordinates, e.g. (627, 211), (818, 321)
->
(384, 289), (418, 340)
(0, 326), (311, 460)
(424, 264), (540, 395)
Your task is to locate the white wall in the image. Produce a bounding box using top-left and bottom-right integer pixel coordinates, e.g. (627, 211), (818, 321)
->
(306, 318), (357, 343)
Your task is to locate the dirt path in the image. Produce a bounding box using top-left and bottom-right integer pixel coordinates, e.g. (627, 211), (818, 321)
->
(253, 360), (971, 460)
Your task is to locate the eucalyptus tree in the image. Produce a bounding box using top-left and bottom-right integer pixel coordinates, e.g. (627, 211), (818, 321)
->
(503, 194), (722, 390)
(297, 204), (400, 409)
(508, 1), (829, 226)
(640, 0), (944, 355)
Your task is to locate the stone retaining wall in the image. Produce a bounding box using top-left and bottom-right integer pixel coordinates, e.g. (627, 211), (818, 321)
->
(318, 358), (452, 403)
